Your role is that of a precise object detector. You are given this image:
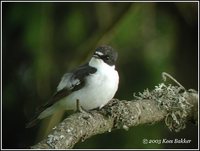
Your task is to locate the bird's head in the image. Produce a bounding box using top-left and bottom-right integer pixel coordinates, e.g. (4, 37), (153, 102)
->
(92, 45), (118, 66)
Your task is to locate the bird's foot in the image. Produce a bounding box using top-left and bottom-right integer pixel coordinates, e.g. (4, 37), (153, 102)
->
(76, 99), (93, 118)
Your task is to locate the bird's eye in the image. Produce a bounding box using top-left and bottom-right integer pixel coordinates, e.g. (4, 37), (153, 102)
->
(104, 56), (109, 60)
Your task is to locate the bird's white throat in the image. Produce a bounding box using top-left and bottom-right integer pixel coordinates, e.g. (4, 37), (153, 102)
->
(89, 57), (115, 71)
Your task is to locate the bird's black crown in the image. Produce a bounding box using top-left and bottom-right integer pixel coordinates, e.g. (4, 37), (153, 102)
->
(94, 45), (118, 66)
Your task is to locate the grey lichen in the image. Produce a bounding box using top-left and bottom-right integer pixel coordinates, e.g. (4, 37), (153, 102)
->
(47, 134), (60, 149)
(135, 83), (193, 132)
(101, 99), (142, 130)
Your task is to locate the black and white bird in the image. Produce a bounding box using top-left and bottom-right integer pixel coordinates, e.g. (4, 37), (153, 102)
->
(26, 45), (119, 128)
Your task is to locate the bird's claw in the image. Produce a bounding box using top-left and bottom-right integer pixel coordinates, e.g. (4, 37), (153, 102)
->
(76, 99), (94, 118)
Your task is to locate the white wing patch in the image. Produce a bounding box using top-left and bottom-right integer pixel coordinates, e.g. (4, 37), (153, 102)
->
(57, 73), (80, 91)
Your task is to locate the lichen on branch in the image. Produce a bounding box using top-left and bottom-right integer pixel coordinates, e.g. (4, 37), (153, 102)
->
(134, 83), (193, 132)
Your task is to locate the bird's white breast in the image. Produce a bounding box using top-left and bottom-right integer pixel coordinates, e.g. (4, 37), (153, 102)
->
(59, 57), (119, 110)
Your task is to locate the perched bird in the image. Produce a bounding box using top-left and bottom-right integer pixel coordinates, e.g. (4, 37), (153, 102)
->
(26, 45), (119, 128)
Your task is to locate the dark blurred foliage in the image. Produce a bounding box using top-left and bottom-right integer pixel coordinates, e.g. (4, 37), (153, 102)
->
(2, 2), (198, 149)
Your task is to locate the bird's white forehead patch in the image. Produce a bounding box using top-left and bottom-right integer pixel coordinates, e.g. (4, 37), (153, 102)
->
(95, 51), (104, 56)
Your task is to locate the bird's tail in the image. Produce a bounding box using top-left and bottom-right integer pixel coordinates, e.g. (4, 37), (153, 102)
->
(25, 117), (40, 128)
(25, 105), (46, 128)
(25, 104), (56, 128)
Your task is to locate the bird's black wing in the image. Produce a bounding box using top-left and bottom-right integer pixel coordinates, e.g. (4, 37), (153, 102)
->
(26, 63), (97, 128)
(37, 63), (96, 114)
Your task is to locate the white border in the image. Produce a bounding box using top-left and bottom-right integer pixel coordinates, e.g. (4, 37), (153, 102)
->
(1, 0), (199, 150)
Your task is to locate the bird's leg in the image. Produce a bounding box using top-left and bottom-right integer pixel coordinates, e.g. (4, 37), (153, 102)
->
(76, 99), (85, 113)
(76, 99), (94, 118)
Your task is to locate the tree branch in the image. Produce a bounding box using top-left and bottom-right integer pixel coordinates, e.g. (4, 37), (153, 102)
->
(31, 82), (198, 149)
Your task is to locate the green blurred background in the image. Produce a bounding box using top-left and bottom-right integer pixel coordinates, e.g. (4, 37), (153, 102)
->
(2, 2), (198, 149)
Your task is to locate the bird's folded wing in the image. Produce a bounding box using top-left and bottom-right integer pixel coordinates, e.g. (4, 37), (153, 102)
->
(36, 64), (97, 112)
